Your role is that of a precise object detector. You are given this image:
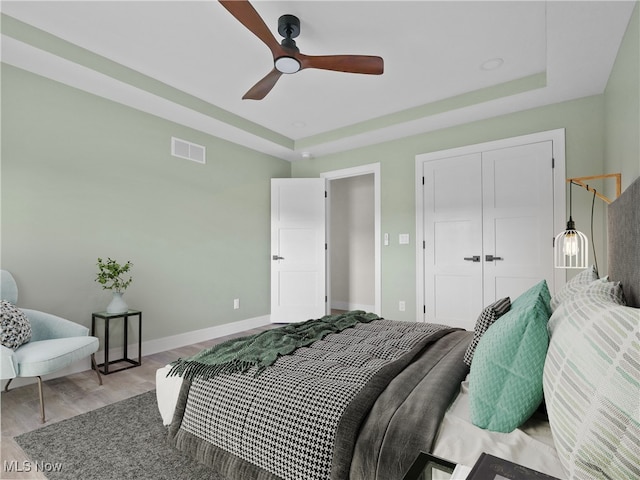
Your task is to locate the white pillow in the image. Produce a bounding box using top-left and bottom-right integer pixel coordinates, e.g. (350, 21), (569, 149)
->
(544, 297), (639, 479)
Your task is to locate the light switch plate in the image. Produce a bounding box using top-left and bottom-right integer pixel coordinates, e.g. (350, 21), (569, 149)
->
(399, 234), (410, 245)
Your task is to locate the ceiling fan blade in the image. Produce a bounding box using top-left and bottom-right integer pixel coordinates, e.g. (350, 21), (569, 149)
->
(298, 54), (384, 75)
(219, 0), (282, 57)
(243, 69), (283, 100)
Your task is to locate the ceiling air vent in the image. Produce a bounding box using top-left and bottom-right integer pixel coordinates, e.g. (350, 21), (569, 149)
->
(171, 137), (206, 164)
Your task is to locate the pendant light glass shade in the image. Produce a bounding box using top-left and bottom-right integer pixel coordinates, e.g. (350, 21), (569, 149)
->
(554, 217), (588, 268)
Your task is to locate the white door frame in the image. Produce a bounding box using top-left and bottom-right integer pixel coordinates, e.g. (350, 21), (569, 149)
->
(321, 163), (381, 315)
(415, 129), (566, 322)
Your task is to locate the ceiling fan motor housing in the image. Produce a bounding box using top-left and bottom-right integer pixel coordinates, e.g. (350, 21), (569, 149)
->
(218, 1), (384, 99)
(278, 14), (300, 39)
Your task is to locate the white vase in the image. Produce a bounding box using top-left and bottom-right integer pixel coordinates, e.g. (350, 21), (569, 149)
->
(106, 291), (128, 314)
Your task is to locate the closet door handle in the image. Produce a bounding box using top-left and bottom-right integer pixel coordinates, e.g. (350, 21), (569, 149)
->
(485, 255), (503, 261)
(463, 256), (481, 262)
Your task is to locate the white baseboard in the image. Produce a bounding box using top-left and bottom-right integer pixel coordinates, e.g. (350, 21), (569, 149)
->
(94, 314), (271, 364)
(331, 301), (376, 312)
(1, 314), (271, 390)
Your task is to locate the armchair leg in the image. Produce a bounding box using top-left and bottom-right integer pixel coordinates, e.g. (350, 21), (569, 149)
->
(91, 354), (103, 386)
(36, 376), (45, 423)
(4, 378), (13, 392)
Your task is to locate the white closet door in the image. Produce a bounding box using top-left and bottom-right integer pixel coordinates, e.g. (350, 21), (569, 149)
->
(421, 141), (555, 329)
(482, 141), (554, 304)
(423, 154), (484, 330)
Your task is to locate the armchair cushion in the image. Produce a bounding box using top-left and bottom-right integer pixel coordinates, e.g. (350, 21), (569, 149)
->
(14, 336), (99, 377)
(1, 300), (32, 350)
(22, 309), (89, 342)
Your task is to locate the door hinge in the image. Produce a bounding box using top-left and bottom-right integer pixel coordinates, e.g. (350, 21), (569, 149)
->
(552, 157), (555, 169)
(325, 191), (328, 198)
(325, 296), (328, 302)
(423, 305), (426, 314)
(552, 236), (555, 247)
(325, 243), (328, 250)
(423, 240), (426, 249)
(422, 176), (425, 185)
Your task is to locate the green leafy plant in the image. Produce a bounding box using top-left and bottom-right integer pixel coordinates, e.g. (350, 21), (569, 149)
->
(95, 258), (133, 293)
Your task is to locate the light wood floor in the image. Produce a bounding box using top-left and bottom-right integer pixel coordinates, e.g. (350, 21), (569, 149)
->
(0, 325), (273, 479)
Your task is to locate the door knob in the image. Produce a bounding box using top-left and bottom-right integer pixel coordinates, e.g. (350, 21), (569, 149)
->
(463, 256), (481, 262)
(272, 255), (285, 260)
(485, 255), (504, 261)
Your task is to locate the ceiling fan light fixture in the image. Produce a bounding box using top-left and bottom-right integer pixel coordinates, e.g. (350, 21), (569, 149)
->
(219, 1), (383, 99)
(275, 56), (301, 74)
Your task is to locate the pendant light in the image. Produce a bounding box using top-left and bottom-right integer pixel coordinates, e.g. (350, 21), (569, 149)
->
(555, 181), (588, 268)
(554, 173), (622, 270)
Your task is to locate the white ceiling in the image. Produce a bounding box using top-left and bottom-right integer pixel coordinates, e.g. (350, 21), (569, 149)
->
(1, 1), (636, 161)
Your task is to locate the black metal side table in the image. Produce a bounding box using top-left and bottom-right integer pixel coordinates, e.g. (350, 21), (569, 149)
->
(91, 309), (142, 375)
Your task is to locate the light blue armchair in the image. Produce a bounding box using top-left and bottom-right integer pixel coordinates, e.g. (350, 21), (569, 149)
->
(1, 270), (102, 422)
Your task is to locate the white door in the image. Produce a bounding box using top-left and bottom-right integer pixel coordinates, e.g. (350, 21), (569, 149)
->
(271, 178), (326, 323)
(423, 154), (484, 329)
(422, 141), (554, 330)
(482, 142), (554, 304)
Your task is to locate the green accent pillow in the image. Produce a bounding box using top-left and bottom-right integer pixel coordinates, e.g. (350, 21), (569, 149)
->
(468, 280), (551, 433)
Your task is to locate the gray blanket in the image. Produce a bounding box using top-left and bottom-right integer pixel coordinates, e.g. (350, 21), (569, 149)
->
(350, 329), (471, 479)
(168, 320), (471, 480)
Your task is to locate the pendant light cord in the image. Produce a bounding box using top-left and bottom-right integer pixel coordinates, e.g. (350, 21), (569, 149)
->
(590, 186), (598, 275)
(569, 181), (573, 221)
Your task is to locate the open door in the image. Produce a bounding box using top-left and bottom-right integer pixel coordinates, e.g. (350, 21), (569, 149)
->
(271, 178), (326, 323)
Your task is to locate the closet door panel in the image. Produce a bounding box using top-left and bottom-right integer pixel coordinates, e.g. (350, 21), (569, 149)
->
(423, 154), (483, 330)
(482, 141), (554, 304)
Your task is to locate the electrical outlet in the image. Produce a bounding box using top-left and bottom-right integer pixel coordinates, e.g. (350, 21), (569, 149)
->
(233, 298), (240, 310)
(399, 301), (406, 312)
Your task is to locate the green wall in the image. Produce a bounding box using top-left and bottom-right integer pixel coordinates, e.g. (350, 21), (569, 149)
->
(604, 3), (640, 192)
(1, 64), (290, 342)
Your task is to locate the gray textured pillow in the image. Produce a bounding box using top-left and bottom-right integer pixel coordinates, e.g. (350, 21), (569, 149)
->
(463, 297), (510, 366)
(550, 265), (599, 311)
(549, 279), (626, 324)
(577, 279), (626, 305)
(0, 300), (32, 350)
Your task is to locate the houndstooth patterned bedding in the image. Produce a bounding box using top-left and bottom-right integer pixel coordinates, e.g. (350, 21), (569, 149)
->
(169, 320), (457, 480)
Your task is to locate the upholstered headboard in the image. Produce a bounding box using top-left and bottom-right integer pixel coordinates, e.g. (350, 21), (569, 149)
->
(608, 175), (640, 308)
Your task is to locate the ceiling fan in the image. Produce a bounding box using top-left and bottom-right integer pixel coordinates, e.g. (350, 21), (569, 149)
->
(219, 0), (384, 100)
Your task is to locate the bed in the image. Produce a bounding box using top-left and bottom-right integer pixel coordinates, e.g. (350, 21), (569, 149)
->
(157, 175), (640, 480)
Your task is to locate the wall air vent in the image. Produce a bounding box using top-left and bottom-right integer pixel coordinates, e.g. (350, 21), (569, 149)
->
(171, 137), (206, 164)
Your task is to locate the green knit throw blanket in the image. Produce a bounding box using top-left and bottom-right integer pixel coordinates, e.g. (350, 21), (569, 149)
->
(168, 310), (381, 382)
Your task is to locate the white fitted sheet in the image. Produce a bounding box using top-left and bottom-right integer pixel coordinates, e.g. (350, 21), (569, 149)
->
(431, 377), (565, 478)
(156, 365), (182, 426)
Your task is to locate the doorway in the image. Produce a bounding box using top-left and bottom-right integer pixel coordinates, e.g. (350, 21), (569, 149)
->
(321, 164), (381, 315)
